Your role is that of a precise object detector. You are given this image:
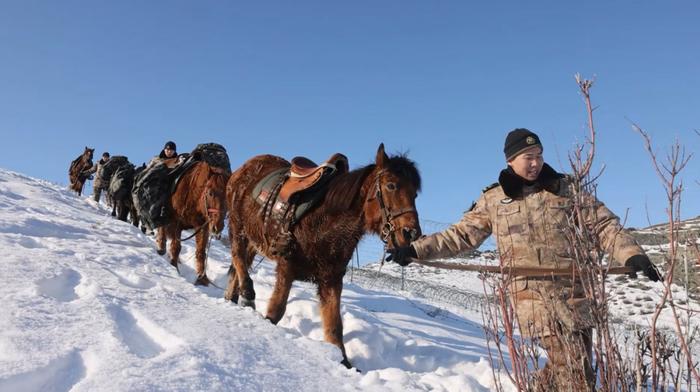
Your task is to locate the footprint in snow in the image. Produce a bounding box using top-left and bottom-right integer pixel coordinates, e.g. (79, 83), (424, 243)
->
(36, 269), (81, 302)
(110, 269), (157, 290)
(106, 305), (181, 359)
(0, 349), (86, 392)
(17, 236), (45, 249)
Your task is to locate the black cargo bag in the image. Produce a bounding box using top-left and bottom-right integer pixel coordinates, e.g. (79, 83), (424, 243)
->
(132, 162), (172, 230)
(108, 164), (135, 201)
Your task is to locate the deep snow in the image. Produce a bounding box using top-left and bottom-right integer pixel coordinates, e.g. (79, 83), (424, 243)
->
(0, 169), (514, 392)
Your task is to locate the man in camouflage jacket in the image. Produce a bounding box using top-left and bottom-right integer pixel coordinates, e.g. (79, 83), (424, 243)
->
(387, 128), (660, 390)
(89, 152), (110, 203)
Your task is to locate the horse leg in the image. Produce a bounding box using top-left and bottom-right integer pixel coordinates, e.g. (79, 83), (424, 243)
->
(117, 200), (128, 221)
(318, 279), (352, 369)
(194, 228), (210, 286)
(129, 203), (139, 227)
(168, 226), (182, 272)
(156, 227), (167, 255)
(225, 265), (239, 303)
(111, 200), (117, 217)
(225, 239), (255, 309)
(265, 261), (294, 324)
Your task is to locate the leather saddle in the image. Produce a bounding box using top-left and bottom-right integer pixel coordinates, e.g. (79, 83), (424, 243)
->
(279, 153), (348, 202)
(251, 152), (349, 257)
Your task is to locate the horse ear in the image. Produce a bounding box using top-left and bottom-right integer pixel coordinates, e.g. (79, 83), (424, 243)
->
(375, 143), (388, 167)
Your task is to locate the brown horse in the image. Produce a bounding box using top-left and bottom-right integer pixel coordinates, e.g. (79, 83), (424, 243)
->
(68, 147), (94, 196)
(224, 144), (421, 368)
(156, 161), (229, 285)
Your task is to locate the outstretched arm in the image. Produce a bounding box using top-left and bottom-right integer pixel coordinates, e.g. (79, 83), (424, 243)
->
(410, 195), (492, 261)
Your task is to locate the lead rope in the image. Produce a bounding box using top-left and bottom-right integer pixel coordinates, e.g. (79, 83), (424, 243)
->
(202, 235), (226, 291)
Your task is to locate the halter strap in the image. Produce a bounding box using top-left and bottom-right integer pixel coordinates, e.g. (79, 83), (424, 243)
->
(368, 170), (417, 246)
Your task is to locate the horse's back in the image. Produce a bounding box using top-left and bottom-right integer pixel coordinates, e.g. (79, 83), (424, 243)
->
(226, 155), (290, 238)
(227, 155), (289, 193)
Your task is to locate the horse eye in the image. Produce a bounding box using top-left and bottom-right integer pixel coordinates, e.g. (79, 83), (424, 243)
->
(386, 183), (397, 191)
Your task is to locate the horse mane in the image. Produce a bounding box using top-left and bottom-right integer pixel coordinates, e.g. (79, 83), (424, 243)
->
(323, 154), (421, 214)
(323, 166), (374, 214)
(182, 162), (229, 190)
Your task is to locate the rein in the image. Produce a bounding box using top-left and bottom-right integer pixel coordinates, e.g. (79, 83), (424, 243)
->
(412, 259), (635, 277)
(180, 191), (221, 241)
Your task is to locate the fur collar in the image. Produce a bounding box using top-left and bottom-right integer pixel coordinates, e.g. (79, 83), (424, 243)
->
(498, 163), (564, 199)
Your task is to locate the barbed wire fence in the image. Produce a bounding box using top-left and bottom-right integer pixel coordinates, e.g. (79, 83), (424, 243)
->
(346, 218), (497, 312)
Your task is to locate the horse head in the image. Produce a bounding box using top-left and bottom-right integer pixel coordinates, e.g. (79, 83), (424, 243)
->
(201, 169), (228, 239)
(364, 143), (422, 248)
(84, 147), (94, 162)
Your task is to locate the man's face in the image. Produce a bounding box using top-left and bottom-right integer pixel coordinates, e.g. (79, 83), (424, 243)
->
(164, 148), (175, 158)
(507, 146), (544, 181)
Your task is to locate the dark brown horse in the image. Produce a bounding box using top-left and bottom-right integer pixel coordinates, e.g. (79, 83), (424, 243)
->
(156, 161), (229, 285)
(224, 144), (421, 368)
(68, 147), (94, 196)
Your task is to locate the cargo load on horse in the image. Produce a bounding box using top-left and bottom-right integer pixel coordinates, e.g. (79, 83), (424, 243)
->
(133, 143), (230, 232)
(132, 162), (172, 231)
(107, 161), (141, 224)
(96, 155), (130, 190)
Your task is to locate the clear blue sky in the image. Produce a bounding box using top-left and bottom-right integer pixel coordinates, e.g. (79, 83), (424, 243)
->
(1, 1), (698, 230)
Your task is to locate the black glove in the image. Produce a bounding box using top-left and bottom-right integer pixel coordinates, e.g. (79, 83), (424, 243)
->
(385, 245), (417, 267)
(625, 255), (661, 282)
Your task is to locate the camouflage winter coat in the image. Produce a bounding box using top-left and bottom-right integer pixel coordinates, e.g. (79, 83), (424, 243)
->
(91, 158), (109, 189)
(411, 164), (645, 336)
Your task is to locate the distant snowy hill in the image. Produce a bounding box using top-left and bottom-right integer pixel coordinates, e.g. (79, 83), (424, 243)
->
(0, 169), (512, 392)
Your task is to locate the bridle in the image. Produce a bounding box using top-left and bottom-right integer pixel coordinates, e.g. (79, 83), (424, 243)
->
(181, 186), (223, 241)
(366, 169), (418, 247)
(203, 188), (223, 239)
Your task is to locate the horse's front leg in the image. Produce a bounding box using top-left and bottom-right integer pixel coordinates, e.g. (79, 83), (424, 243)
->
(168, 226), (182, 272)
(193, 227), (210, 286)
(225, 238), (255, 309)
(156, 227), (167, 255)
(118, 200), (129, 221)
(319, 279), (352, 369)
(266, 260), (294, 324)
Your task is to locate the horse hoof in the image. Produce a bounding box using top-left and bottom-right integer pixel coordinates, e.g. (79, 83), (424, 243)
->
(194, 275), (210, 286)
(157, 249), (166, 256)
(340, 358), (357, 371)
(224, 293), (239, 304)
(239, 297), (256, 309)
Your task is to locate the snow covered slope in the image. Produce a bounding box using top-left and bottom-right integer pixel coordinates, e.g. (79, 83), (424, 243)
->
(0, 169), (512, 392)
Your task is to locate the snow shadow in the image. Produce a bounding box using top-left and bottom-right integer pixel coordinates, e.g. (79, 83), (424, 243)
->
(0, 350), (86, 392)
(0, 218), (91, 239)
